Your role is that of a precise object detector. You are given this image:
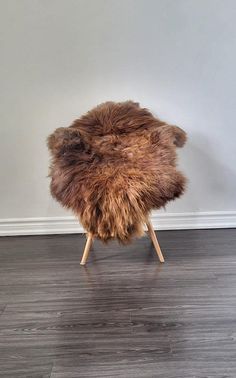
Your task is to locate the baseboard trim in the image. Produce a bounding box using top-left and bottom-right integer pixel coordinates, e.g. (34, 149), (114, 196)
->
(0, 211), (235, 236)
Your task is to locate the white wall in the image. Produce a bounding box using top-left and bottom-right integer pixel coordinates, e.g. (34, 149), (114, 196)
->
(0, 0), (236, 232)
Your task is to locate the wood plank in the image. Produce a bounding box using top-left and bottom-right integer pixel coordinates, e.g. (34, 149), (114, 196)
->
(0, 229), (236, 377)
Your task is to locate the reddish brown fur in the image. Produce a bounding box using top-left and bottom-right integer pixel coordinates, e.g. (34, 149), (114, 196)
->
(47, 101), (187, 243)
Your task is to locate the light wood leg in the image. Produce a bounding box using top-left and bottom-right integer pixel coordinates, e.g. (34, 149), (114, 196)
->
(146, 219), (165, 263)
(80, 233), (93, 266)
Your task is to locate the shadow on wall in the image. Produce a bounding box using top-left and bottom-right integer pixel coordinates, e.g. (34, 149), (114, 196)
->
(179, 131), (235, 212)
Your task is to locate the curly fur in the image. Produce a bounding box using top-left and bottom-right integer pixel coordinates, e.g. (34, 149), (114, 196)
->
(47, 101), (187, 243)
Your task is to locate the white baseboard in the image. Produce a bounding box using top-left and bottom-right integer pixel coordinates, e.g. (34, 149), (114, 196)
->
(0, 211), (235, 236)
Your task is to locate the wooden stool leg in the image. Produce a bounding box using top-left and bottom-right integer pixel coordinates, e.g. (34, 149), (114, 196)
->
(80, 233), (93, 266)
(146, 220), (165, 263)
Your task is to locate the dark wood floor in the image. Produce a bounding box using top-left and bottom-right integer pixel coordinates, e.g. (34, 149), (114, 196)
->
(0, 229), (236, 377)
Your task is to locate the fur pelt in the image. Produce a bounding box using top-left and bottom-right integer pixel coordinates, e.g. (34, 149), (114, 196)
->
(47, 101), (187, 243)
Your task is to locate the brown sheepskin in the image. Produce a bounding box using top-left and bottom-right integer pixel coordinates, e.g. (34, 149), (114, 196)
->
(47, 101), (187, 243)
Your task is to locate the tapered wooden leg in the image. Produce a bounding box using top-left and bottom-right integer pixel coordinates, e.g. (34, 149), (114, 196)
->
(146, 219), (165, 263)
(80, 233), (93, 266)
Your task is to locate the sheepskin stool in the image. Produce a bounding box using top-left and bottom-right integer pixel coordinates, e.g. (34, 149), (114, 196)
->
(47, 101), (187, 265)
